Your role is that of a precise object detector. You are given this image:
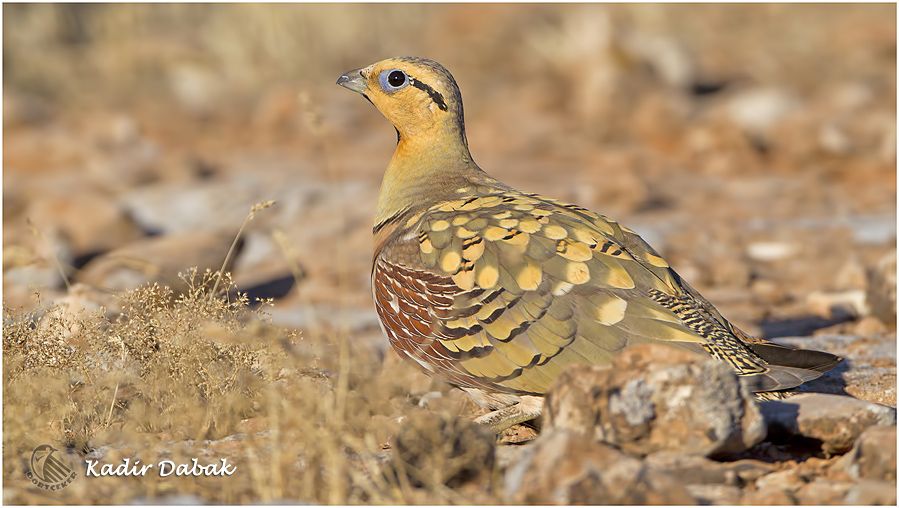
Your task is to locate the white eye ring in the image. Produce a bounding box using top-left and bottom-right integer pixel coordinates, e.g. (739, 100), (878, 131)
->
(379, 69), (409, 92)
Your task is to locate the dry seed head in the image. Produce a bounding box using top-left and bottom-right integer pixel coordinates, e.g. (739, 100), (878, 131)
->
(250, 200), (277, 217)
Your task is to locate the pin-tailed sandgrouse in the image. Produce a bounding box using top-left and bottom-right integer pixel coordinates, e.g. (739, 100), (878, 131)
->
(337, 57), (841, 432)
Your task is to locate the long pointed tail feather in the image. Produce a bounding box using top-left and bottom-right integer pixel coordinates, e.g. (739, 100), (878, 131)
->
(746, 343), (843, 393)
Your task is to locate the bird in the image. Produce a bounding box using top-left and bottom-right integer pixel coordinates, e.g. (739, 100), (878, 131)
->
(337, 57), (842, 432)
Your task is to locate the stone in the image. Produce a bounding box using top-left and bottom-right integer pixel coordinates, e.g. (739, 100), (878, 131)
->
(267, 305), (380, 334)
(544, 344), (766, 457)
(746, 241), (798, 262)
(76, 230), (240, 292)
(835, 256), (868, 290)
(645, 452), (774, 486)
(866, 250), (896, 328)
(760, 393), (896, 454)
(389, 411), (495, 488)
(726, 87), (798, 135)
(503, 429), (694, 505)
(121, 179), (263, 235)
(498, 424), (539, 445)
(687, 484), (742, 505)
(837, 425), (896, 482)
(806, 290), (868, 319)
(85, 115), (162, 187)
(4, 91), (53, 127)
(849, 316), (889, 336)
(793, 479), (853, 505)
(844, 480), (897, 505)
(775, 334), (896, 406)
(26, 190), (145, 258)
(167, 64), (226, 118)
(746, 469), (803, 504)
(740, 487), (796, 505)
(120, 172), (371, 237)
(36, 283), (117, 344)
(4, 263), (63, 291)
(231, 231), (301, 299)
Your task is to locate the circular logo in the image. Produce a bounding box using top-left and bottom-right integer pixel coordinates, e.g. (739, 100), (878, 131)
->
(26, 444), (76, 490)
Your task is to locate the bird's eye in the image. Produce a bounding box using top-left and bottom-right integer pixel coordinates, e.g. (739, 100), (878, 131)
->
(379, 69), (409, 92)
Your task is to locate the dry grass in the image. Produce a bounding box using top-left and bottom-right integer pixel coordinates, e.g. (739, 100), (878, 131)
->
(4, 198), (486, 504)
(3, 267), (494, 504)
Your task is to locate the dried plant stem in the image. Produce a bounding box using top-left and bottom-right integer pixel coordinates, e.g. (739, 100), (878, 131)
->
(271, 229), (306, 296)
(105, 342), (127, 428)
(210, 200), (276, 300)
(105, 383), (120, 427)
(26, 218), (72, 291)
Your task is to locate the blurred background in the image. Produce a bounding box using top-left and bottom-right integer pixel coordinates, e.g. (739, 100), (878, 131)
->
(3, 3), (896, 504)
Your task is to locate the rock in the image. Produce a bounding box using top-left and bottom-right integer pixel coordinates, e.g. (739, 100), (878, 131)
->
(760, 393), (896, 454)
(121, 179), (264, 235)
(131, 494), (206, 505)
(837, 425), (896, 482)
(867, 250), (896, 328)
(740, 487), (796, 505)
(849, 316), (889, 336)
(267, 305), (379, 334)
(4, 91), (53, 127)
(495, 444), (529, 471)
(389, 411), (495, 488)
(850, 214), (897, 246)
(726, 87), (798, 135)
(503, 429), (694, 504)
(87, 120), (162, 188)
(746, 241), (798, 262)
(36, 283), (117, 343)
(543, 344), (766, 457)
(806, 289), (868, 319)
(498, 424), (539, 445)
(76, 230), (240, 292)
(818, 123), (852, 155)
(620, 32), (694, 88)
(687, 484), (742, 505)
(4, 262), (63, 290)
(775, 334), (896, 406)
(120, 171), (371, 237)
(645, 452), (774, 486)
(793, 479), (853, 505)
(835, 256), (868, 289)
(167, 64), (226, 118)
(746, 469), (802, 504)
(26, 190), (145, 258)
(231, 231), (301, 299)
(844, 480), (897, 505)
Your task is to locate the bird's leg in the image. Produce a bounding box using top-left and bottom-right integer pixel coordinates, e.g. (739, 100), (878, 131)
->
(473, 395), (543, 434)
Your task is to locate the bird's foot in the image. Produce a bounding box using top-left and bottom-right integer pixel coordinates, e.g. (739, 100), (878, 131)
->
(473, 395), (543, 434)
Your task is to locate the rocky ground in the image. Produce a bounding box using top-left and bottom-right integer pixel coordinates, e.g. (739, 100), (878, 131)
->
(3, 3), (897, 505)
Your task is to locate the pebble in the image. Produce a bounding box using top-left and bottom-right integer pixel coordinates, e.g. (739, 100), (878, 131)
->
(836, 425), (896, 482)
(76, 230), (239, 292)
(543, 344), (766, 457)
(760, 393), (896, 455)
(503, 429), (694, 504)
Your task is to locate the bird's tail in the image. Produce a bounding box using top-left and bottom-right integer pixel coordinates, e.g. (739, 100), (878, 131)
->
(744, 342), (843, 393)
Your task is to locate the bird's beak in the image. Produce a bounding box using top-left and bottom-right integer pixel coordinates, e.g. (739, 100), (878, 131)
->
(336, 68), (367, 94)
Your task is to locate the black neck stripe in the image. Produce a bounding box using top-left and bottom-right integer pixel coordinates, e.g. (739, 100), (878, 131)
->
(373, 206), (410, 234)
(410, 78), (448, 111)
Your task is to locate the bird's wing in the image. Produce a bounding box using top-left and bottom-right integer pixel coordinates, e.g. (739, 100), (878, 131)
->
(374, 191), (809, 395)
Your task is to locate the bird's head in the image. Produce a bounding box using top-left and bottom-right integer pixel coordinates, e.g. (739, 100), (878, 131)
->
(337, 57), (467, 145)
